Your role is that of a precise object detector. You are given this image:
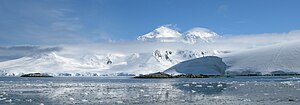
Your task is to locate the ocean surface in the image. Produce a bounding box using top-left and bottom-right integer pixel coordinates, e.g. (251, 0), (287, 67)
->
(0, 76), (300, 105)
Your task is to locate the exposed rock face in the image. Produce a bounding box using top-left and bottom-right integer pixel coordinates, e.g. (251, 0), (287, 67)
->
(134, 72), (209, 78)
(20, 73), (53, 77)
(134, 72), (171, 78)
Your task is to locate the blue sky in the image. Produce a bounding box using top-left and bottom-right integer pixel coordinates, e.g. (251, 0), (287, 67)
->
(0, 0), (300, 45)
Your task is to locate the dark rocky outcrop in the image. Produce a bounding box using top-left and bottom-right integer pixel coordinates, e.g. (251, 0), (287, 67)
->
(134, 72), (209, 78)
(20, 73), (53, 77)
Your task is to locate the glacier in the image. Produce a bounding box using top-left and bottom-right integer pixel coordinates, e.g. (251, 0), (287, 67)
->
(164, 41), (300, 76)
(222, 41), (300, 75)
(165, 56), (227, 75)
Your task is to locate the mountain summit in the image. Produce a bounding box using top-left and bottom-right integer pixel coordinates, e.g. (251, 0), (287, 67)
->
(137, 26), (182, 42)
(137, 25), (220, 43)
(184, 28), (219, 43)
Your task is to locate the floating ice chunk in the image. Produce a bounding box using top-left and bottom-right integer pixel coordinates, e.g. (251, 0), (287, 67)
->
(212, 96), (219, 99)
(183, 84), (190, 87)
(4, 99), (12, 103)
(1, 92), (7, 95)
(243, 99), (251, 102)
(82, 99), (88, 102)
(191, 90), (196, 93)
(207, 85), (213, 88)
(239, 84), (245, 86)
(26, 99), (32, 102)
(195, 85), (202, 87)
(69, 98), (75, 101)
(39, 103), (44, 105)
(0, 98), (7, 101)
(217, 84), (223, 87)
(116, 101), (123, 104)
(140, 89), (144, 92)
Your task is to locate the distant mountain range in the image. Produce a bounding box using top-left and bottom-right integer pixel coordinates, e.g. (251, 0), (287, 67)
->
(1, 25), (300, 76)
(0, 48), (222, 76)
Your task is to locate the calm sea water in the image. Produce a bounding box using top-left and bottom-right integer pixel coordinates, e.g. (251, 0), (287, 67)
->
(0, 76), (300, 105)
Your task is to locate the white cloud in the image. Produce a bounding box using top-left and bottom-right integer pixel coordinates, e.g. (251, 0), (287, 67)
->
(51, 22), (83, 32)
(0, 1), (87, 45)
(0, 46), (62, 61)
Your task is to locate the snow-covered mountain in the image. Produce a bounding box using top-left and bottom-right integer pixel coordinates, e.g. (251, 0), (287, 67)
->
(137, 25), (219, 43)
(184, 28), (220, 43)
(0, 52), (88, 75)
(1, 25), (299, 76)
(137, 26), (183, 42)
(0, 48), (222, 76)
(1, 40), (300, 76)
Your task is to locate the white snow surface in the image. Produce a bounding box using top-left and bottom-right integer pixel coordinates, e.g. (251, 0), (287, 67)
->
(164, 56), (227, 75)
(137, 25), (219, 43)
(184, 28), (219, 43)
(2, 40), (300, 76)
(137, 26), (182, 42)
(0, 48), (221, 76)
(222, 41), (300, 74)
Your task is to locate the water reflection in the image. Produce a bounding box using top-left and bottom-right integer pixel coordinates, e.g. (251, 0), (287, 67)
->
(1, 77), (299, 105)
(173, 82), (228, 95)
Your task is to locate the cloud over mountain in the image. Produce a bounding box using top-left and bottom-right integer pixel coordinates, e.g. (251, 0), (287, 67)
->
(0, 46), (62, 61)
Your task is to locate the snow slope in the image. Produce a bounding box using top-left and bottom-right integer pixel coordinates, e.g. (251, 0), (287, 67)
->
(0, 52), (106, 75)
(222, 41), (300, 75)
(164, 56), (227, 75)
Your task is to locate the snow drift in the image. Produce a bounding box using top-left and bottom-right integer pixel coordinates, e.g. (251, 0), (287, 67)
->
(164, 56), (227, 75)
